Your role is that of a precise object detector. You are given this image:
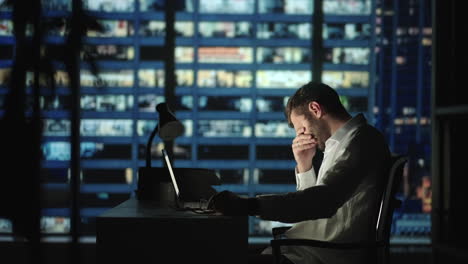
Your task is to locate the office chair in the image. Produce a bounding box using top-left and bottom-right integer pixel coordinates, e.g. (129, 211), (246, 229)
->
(270, 154), (408, 264)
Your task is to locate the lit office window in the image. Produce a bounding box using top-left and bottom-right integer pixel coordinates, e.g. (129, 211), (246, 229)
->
(197, 70), (252, 88)
(138, 95), (193, 111)
(87, 20), (134, 37)
(43, 119), (71, 137)
(0, 68), (11, 86)
(198, 120), (252, 137)
(175, 22), (195, 37)
(258, 0), (313, 14)
(323, 47), (370, 65)
(256, 70), (311, 88)
(139, 21), (165, 37)
(25, 71), (65, 87)
(323, 0), (371, 15)
(81, 69), (134, 87)
(139, 21), (195, 37)
(40, 142), (131, 164)
(323, 23), (371, 40)
(83, 0), (135, 12)
(42, 142), (71, 161)
(138, 69), (194, 88)
(81, 95), (134, 112)
(53, 71), (69, 87)
(255, 121), (295, 138)
(198, 21), (252, 38)
(257, 22), (311, 39)
(80, 119), (133, 137)
(0, 0), (11, 11)
(82, 45), (135, 61)
(176, 70), (194, 86)
(0, 20), (13, 36)
(41, 217), (71, 234)
(138, 94), (165, 112)
(322, 71), (369, 89)
(257, 47), (311, 64)
(198, 47), (253, 64)
(137, 120), (156, 137)
(138, 69), (164, 87)
(199, 0), (254, 14)
(175, 47), (194, 63)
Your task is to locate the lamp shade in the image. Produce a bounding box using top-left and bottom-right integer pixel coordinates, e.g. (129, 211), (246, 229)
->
(156, 103), (184, 140)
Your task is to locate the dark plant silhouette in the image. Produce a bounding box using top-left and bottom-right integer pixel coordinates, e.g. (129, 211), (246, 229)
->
(0, 0), (102, 263)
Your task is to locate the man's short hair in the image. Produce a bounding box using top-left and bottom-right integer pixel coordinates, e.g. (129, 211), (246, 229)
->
(285, 82), (348, 126)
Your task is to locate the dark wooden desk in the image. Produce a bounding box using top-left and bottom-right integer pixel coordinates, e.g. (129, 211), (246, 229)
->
(97, 198), (248, 264)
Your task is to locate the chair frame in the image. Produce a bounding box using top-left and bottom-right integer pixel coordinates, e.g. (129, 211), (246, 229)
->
(271, 154), (408, 264)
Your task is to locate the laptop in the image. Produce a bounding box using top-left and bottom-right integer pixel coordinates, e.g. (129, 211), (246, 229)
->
(161, 149), (216, 214)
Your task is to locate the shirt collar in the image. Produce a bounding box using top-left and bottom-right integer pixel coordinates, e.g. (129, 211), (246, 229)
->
(327, 113), (367, 144)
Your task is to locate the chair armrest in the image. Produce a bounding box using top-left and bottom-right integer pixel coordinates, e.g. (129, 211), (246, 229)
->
(272, 226), (292, 239)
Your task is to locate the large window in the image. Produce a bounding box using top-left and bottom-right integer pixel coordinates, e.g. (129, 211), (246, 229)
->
(0, 0), (402, 241)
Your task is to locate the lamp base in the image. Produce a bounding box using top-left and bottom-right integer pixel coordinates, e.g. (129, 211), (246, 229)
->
(135, 167), (176, 207)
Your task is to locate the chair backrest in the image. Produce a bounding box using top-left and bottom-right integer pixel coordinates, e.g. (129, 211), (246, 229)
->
(375, 154), (408, 243)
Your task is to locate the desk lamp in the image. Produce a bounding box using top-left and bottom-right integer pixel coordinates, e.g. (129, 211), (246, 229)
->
(137, 102), (184, 202)
(145, 102), (184, 168)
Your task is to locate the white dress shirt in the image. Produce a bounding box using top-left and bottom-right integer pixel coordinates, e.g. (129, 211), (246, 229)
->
(258, 114), (391, 264)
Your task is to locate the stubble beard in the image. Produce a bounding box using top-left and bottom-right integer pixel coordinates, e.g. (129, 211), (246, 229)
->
(305, 113), (330, 152)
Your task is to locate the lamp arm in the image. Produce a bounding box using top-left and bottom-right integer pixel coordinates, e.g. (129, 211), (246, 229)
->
(145, 124), (159, 168)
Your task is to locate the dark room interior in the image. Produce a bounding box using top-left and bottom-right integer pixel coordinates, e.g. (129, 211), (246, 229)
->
(0, 0), (466, 263)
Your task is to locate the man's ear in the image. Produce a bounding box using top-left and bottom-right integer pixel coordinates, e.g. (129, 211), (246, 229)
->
(308, 101), (323, 118)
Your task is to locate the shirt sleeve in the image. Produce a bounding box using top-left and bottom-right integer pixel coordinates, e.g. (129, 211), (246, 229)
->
(255, 127), (390, 223)
(295, 167), (317, 191)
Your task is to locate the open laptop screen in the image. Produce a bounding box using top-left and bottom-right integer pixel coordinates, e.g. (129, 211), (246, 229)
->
(162, 149), (180, 198)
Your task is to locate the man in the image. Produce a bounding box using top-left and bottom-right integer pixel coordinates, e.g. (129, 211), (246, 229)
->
(209, 82), (391, 264)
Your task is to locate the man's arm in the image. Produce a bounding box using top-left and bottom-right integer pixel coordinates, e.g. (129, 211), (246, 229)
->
(295, 167), (317, 190)
(254, 128), (388, 223)
(295, 150), (323, 190)
(210, 133), (365, 219)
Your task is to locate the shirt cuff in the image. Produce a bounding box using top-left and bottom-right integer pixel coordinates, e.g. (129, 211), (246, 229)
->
(295, 167), (317, 190)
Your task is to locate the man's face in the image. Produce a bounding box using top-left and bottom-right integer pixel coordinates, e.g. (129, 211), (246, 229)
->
(290, 108), (330, 151)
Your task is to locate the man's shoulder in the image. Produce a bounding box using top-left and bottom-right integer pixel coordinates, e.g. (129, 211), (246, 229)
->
(354, 122), (384, 137)
(347, 123), (389, 150)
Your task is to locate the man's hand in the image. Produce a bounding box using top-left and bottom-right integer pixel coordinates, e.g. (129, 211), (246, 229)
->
(292, 127), (318, 173)
(208, 190), (248, 216)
